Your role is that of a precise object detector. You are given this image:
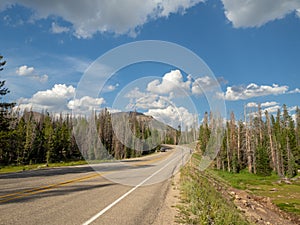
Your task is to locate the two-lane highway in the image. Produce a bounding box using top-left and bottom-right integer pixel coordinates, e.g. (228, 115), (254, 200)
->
(0, 145), (191, 225)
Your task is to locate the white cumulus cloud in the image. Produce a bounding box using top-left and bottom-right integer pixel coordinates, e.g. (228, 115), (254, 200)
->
(16, 65), (48, 83)
(17, 84), (75, 112)
(68, 96), (105, 111)
(262, 101), (279, 108)
(191, 76), (226, 95)
(246, 101), (279, 108)
(147, 70), (192, 96)
(16, 84), (106, 114)
(222, 0), (300, 28)
(16, 65), (34, 76)
(125, 87), (169, 110)
(264, 105), (281, 113)
(0, 0), (204, 38)
(289, 88), (300, 94)
(220, 83), (288, 101)
(145, 105), (196, 129)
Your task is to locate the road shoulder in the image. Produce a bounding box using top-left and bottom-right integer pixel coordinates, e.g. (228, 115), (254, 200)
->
(152, 171), (181, 225)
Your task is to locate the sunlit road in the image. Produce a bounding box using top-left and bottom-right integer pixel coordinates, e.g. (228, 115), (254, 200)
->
(0, 145), (191, 225)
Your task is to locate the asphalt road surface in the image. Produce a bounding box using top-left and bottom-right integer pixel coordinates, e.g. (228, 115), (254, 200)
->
(0, 145), (192, 225)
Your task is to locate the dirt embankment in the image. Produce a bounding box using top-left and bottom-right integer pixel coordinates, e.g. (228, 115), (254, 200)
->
(205, 173), (300, 225)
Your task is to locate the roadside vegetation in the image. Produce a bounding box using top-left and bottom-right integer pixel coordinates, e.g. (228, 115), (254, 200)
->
(0, 160), (88, 173)
(176, 153), (249, 225)
(209, 169), (300, 218)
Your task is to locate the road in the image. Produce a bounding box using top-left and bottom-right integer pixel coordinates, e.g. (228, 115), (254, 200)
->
(0, 145), (191, 225)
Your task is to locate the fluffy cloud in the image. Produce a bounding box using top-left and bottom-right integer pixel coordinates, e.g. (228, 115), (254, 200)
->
(125, 87), (169, 110)
(51, 22), (69, 34)
(289, 88), (300, 94)
(146, 70), (225, 97)
(68, 96), (105, 112)
(145, 105), (196, 129)
(262, 101), (280, 108)
(220, 83), (288, 101)
(147, 70), (192, 95)
(17, 84), (105, 114)
(246, 101), (279, 108)
(16, 65), (34, 76)
(17, 84), (75, 111)
(0, 0), (204, 38)
(222, 0), (300, 28)
(264, 105), (281, 113)
(192, 76), (227, 95)
(16, 65), (48, 83)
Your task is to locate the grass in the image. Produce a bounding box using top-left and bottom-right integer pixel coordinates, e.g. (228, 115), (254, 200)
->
(209, 169), (300, 217)
(209, 169), (279, 190)
(176, 154), (249, 225)
(0, 160), (88, 174)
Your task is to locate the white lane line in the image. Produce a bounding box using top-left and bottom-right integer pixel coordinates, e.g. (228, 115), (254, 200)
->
(82, 151), (182, 225)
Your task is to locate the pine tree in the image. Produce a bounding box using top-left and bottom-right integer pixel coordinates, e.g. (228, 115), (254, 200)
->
(0, 55), (16, 165)
(256, 145), (272, 176)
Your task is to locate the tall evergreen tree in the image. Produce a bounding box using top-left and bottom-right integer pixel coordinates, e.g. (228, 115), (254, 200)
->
(0, 55), (16, 165)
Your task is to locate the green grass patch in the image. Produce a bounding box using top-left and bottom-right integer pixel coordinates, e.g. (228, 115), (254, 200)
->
(0, 160), (88, 174)
(276, 202), (300, 214)
(209, 169), (279, 189)
(176, 163), (249, 224)
(210, 169), (300, 217)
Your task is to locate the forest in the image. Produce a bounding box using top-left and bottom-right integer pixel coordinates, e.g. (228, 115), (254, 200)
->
(0, 55), (181, 166)
(199, 106), (300, 177)
(1, 55), (299, 178)
(0, 107), (180, 166)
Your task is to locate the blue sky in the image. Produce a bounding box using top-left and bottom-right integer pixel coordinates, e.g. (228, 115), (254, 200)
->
(0, 0), (300, 128)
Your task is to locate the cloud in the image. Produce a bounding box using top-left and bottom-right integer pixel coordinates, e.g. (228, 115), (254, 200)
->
(16, 83), (106, 114)
(289, 88), (300, 93)
(288, 106), (298, 112)
(220, 83), (288, 101)
(246, 101), (279, 108)
(102, 83), (119, 92)
(145, 105), (196, 129)
(246, 102), (258, 108)
(125, 87), (169, 110)
(147, 70), (225, 97)
(222, 0), (300, 28)
(16, 65), (48, 83)
(147, 70), (192, 95)
(17, 84), (75, 112)
(32, 74), (48, 83)
(0, 0), (204, 38)
(264, 105), (281, 113)
(51, 22), (70, 34)
(67, 96), (105, 112)
(16, 65), (34, 76)
(261, 101), (279, 108)
(191, 76), (227, 95)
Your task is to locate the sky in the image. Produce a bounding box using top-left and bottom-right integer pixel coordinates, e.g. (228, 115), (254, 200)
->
(0, 0), (300, 129)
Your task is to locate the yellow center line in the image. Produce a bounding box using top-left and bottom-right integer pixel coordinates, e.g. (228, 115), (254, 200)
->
(1, 148), (177, 203)
(128, 150), (174, 167)
(0, 172), (106, 203)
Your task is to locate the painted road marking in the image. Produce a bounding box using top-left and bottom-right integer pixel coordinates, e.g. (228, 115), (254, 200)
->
(0, 151), (173, 203)
(127, 150), (174, 167)
(0, 173), (103, 203)
(82, 151), (183, 225)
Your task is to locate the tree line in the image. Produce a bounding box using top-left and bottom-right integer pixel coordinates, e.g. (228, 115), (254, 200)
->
(0, 56), (179, 166)
(198, 105), (300, 177)
(0, 107), (179, 166)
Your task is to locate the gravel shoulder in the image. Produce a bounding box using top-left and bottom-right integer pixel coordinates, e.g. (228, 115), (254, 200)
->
(152, 171), (181, 225)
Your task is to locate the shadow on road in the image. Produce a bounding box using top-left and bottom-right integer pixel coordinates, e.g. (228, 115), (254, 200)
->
(0, 181), (116, 205)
